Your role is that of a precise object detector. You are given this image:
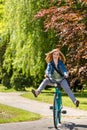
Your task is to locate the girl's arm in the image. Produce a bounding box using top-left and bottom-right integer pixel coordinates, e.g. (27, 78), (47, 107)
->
(45, 63), (52, 78)
(59, 60), (69, 78)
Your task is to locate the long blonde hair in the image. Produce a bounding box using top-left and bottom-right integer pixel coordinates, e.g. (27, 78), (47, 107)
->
(45, 48), (66, 63)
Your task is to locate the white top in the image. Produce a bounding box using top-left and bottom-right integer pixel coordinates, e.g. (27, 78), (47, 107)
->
(52, 70), (62, 81)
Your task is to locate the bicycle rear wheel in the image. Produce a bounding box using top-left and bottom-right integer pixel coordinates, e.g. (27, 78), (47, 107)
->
(53, 94), (61, 129)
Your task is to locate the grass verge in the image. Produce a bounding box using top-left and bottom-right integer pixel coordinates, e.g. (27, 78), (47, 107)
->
(0, 85), (16, 92)
(22, 87), (87, 111)
(0, 103), (41, 123)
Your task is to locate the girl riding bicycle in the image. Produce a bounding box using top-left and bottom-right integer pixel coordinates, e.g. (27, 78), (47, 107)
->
(32, 48), (79, 107)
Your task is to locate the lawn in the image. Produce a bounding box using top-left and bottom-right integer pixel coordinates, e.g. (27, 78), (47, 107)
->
(0, 84), (86, 124)
(22, 87), (87, 111)
(0, 103), (41, 123)
(0, 85), (41, 123)
(0, 84), (16, 92)
(0, 84), (87, 111)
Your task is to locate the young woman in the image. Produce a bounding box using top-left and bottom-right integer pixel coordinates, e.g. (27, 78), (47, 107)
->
(32, 48), (79, 107)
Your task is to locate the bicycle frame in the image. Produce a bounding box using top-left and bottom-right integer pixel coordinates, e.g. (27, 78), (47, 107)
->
(48, 77), (66, 129)
(53, 86), (62, 129)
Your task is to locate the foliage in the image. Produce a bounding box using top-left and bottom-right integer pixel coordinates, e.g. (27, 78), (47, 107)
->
(0, 32), (10, 84)
(10, 72), (33, 90)
(0, 0), (87, 90)
(0, 0), (5, 33)
(1, 72), (11, 88)
(0, 0), (58, 89)
(34, 0), (87, 84)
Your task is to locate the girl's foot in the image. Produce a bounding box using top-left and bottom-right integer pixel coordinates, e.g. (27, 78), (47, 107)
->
(31, 89), (39, 97)
(75, 100), (80, 107)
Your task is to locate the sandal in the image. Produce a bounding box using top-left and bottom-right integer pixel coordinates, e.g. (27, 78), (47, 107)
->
(31, 89), (38, 97)
(75, 100), (80, 107)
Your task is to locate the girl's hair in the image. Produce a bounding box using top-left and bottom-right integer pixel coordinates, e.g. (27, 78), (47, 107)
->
(45, 48), (66, 63)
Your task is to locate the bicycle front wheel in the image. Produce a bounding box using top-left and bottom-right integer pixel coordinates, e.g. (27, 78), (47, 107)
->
(53, 94), (61, 129)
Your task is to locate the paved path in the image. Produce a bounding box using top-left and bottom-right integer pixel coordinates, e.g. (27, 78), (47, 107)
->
(0, 92), (87, 130)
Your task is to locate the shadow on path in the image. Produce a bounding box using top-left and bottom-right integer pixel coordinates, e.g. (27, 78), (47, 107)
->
(48, 122), (87, 130)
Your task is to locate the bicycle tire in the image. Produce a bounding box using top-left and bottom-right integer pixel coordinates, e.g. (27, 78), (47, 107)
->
(53, 94), (61, 129)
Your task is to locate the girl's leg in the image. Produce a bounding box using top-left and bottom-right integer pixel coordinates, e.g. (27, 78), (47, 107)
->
(60, 79), (79, 105)
(37, 78), (51, 93)
(32, 78), (55, 97)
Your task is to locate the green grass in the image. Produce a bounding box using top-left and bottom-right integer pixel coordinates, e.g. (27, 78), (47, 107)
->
(0, 85), (41, 123)
(0, 84), (87, 124)
(0, 85), (87, 111)
(22, 87), (87, 111)
(0, 85), (16, 92)
(0, 103), (41, 123)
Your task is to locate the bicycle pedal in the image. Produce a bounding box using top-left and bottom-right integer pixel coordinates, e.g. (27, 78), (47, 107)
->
(50, 106), (53, 109)
(61, 110), (67, 114)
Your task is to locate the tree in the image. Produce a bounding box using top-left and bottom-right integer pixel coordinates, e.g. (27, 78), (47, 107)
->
(34, 0), (87, 85)
(1, 0), (58, 89)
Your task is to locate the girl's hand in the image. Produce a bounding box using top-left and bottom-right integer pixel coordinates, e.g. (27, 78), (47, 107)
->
(44, 74), (49, 78)
(64, 72), (69, 78)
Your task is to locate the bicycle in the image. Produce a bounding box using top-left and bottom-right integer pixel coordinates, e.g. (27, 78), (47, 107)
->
(49, 77), (67, 129)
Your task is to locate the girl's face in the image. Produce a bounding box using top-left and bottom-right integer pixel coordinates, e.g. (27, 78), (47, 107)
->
(52, 51), (59, 60)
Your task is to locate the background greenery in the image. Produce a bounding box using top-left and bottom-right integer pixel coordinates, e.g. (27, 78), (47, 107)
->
(0, 0), (87, 91)
(0, 0), (58, 90)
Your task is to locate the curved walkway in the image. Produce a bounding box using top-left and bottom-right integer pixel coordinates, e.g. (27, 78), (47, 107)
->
(0, 92), (87, 130)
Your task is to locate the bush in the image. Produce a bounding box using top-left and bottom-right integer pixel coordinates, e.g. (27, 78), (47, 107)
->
(1, 72), (11, 88)
(32, 74), (43, 89)
(10, 73), (33, 91)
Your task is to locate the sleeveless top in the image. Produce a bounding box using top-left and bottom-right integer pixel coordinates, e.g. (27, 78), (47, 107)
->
(52, 70), (62, 81)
